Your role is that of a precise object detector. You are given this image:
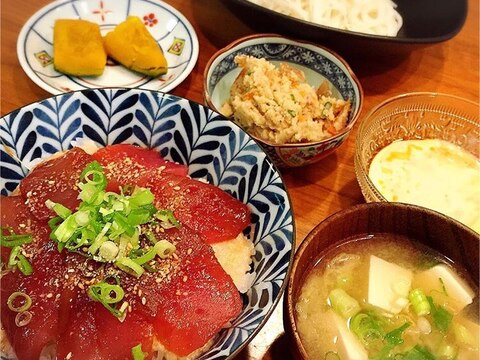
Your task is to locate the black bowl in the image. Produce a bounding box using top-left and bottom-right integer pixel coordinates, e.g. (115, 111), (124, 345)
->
(225, 0), (468, 55)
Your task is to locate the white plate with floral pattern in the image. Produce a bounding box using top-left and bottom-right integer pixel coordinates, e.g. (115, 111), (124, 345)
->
(17, 0), (199, 94)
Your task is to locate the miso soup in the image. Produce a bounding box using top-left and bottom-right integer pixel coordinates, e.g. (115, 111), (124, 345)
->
(295, 234), (479, 360)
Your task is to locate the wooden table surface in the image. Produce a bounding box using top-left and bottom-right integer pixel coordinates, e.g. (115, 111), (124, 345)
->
(1, 0), (479, 359)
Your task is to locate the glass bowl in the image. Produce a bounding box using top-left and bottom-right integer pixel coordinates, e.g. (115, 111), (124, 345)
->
(354, 92), (479, 203)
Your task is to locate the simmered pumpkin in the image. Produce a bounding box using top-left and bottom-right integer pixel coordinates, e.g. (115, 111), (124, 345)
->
(103, 16), (168, 77)
(53, 19), (107, 76)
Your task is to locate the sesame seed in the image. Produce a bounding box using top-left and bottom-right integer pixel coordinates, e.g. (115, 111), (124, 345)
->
(141, 297), (147, 305)
(183, 275), (188, 282)
(46, 293), (53, 299)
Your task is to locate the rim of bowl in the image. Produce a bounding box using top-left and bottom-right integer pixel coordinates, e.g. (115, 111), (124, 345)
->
(203, 33), (364, 148)
(285, 201), (480, 360)
(355, 91), (480, 203)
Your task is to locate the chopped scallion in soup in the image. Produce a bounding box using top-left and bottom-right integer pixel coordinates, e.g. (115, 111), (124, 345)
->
(295, 235), (479, 360)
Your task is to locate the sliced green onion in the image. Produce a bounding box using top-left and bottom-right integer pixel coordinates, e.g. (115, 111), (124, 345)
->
(156, 210), (180, 228)
(129, 188), (155, 207)
(437, 342), (457, 360)
(132, 343), (146, 360)
(154, 240), (176, 259)
(80, 161), (107, 187)
(8, 246), (33, 276)
(402, 345), (436, 360)
(0, 227), (33, 248)
(128, 208), (156, 227)
(427, 296), (452, 333)
(88, 280), (125, 318)
(46, 161), (165, 278)
(45, 200), (72, 219)
(15, 311), (32, 327)
(324, 351), (340, 360)
(130, 240), (175, 265)
(408, 288), (431, 316)
(116, 257), (145, 278)
(328, 288), (361, 319)
(112, 213), (135, 237)
(453, 322), (475, 346)
(384, 322), (411, 346)
(88, 223), (112, 255)
(98, 241), (119, 262)
(7, 292), (32, 312)
(131, 248), (157, 266)
(74, 210), (90, 226)
(53, 215), (78, 243)
(350, 312), (384, 346)
(17, 254), (33, 276)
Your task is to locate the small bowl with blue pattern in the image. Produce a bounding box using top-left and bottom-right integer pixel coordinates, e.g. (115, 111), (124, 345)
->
(204, 34), (363, 168)
(0, 89), (295, 359)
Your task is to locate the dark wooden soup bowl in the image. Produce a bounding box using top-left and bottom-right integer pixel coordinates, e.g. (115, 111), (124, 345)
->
(284, 202), (479, 359)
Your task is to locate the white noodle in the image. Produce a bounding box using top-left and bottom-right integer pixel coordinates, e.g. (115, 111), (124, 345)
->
(248, 0), (403, 36)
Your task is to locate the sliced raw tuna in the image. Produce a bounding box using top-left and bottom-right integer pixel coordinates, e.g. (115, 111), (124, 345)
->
(56, 290), (103, 360)
(92, 144), (250, 243)
(19, 147), (92, 220)
(95, 304), (154, 360)
(91, 144), (188, 192)
(146, 174), (251, 243)
(131, 225), (243, 357)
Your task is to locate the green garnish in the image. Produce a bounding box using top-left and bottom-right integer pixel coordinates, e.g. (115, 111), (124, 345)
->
(47, 161), (178, 276)
(439, 278), (448, 296)
(8, 246), (33, 276)
(408, 288), (431, 316)
(130, 240), (176, 266)
(324, 351), (340, 360)
(0, 227), (33, 248)
(384, 322), (411, 346)
(350, 312), (384, 347)
(7, 291), (32, 312)
(156, 210), (180, 229)
(427, 296), (453, 333)
(88, 278), (125, 318)
(328, 288), (361, 319)
(287, 109), (296, 117)
(131, 343), (147, 360)
(370, 322), (411, 359)
(401, 345), (436, 360)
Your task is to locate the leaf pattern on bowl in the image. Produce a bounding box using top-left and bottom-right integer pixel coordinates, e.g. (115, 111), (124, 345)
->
(0, 89), (294, 360)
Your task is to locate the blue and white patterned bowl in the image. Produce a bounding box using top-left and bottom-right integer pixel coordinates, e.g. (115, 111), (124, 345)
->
(204, 34), (364, 168)
(0, 89), (295, 359)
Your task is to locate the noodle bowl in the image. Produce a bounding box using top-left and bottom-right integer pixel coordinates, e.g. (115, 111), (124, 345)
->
(248, 0), (403, 36)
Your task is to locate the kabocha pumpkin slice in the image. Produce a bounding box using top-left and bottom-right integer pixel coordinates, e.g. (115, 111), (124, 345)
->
(53, 19), (107, 76)
(103, 16), (168, 77)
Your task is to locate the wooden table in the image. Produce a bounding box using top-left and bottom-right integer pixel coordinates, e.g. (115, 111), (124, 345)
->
(1, 0), (478, 359)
